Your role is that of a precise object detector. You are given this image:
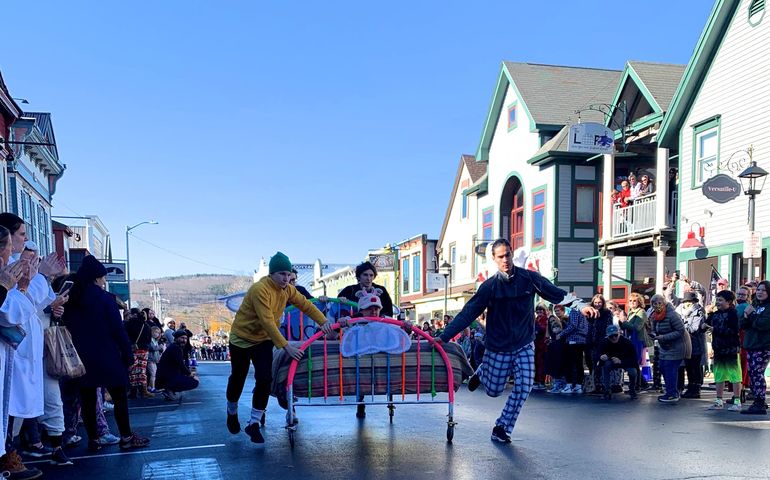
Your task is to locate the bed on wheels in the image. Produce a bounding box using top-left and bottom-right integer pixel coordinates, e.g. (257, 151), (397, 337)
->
(271, 317), (473, 447)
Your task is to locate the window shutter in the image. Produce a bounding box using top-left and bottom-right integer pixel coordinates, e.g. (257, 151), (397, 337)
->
(750, 0), (765, 18)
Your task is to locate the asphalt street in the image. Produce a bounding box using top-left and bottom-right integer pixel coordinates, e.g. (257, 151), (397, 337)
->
(28, 362), (770, 480)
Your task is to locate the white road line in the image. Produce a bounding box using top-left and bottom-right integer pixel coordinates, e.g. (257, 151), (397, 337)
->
(130, 401), (203, 410)
(25, 444), (226, 464)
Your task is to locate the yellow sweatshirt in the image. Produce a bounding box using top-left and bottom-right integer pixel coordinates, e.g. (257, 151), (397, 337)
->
(231, 276), (326, 348)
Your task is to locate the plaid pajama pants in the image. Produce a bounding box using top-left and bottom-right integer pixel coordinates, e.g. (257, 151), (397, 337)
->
(478, 343), (534, 434)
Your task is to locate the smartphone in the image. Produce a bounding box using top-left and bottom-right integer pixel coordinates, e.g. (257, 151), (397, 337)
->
(58, 280), (74, 296)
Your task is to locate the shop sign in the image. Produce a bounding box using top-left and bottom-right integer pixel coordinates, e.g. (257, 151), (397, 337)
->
(568, 122), (614, 154)
(743, 231), (763, 259)
(701, 174), (741, 203)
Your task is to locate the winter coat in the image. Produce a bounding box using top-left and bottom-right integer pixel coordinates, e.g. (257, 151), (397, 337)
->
(740, 299), (770, 351)
(590, 309), (614, 351)
(124, 317), (153, 350)
(338, 283), (393, 317)
(621, 308), (652, 348)
(705, 308), (740, 359)
(678, 302), (706, 356)
(652, 303), (685, 361)
(62, 283), (133, 388)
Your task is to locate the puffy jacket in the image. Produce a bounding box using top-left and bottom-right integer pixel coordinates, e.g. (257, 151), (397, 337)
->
(652, 303), (685, 361)
(621, 308), (652, 348)
(741, 300), (770, 350)
(678, 303), (706, 356)
(440, 268), (566, 353)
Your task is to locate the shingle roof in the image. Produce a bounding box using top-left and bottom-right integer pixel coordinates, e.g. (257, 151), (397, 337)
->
(628, 61), (686, 112)
(462, 154), (487, 183)
(503, 62), (622, 125)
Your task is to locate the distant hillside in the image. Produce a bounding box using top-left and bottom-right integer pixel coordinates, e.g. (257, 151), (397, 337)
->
(131, 274), (252, 309)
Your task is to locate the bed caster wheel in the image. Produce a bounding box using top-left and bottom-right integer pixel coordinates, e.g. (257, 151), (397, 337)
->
(388, 403), (395, 424)
(446, 425), (454, 443)
(288, 429), (295, 448)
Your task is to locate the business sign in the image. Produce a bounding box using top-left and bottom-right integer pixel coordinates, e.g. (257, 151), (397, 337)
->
(567, 122), (615, 154)
(293, 263), (328, 270)
(369, 254), (395, 272)
(702, 174), (741, 203)
(744, 231), (763, 259)
(426, 272), (445, 291)
(104, 262), (127, 282)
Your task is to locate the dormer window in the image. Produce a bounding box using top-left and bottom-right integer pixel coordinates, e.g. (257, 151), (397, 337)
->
(749, 0), (765, 25)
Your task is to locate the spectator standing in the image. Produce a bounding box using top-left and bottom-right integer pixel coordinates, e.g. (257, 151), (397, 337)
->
(164, 320), (177, 345)
(143, 308), (162, 330)
(147, 327), (163, 393)
(619, 293), (653, 391)
(705, 290), (742, 411)
(677, 292), (706, 399)
(557, 305), (589, 394)
(125, 309), (154, 399)
(533, 303), (549, 391)
(61, 255), (150, 451)
(649, 294), (685, 404)
(739, 280), (770, 415)
(545, 304), (567, 393)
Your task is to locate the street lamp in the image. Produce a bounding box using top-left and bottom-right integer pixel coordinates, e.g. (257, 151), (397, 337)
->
(439, 261), (452, 319)
(126, 220), (158, 307)
(738, 155), (768, 282)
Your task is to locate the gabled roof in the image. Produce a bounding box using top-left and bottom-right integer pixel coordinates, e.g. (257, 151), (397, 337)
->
(437, 154), (486, 247)
(658, 0), (741, 148)
(476, 62), (621, 161)
(628, 61), (687, 112)
(24, 112), (60, 161)
(0, 70), (22, 122)
(526, 125), (599, 166)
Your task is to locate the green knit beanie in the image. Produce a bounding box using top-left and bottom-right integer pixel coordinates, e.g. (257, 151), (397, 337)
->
(269, 251), (292, 274)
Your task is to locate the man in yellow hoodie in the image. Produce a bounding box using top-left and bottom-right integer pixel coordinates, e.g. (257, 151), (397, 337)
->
(226, 252), (330, 444)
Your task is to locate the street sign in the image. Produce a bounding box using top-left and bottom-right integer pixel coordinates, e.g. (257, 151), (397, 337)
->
(426, 272), (445, 291)
(369, 254), (395, 272)
(567, 122), (615, 154)
(104, 262), (127, 282)
(108, 282), (128, 302)
(743, 231), (763, 259)
(702, 174), (741, 203)
(293, 263), (328, 270)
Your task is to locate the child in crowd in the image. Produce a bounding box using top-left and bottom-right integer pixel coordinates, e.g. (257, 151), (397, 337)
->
(705, 290), (742, 411)
(147, 327), (163, 393)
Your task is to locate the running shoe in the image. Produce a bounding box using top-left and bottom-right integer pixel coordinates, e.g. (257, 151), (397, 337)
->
(50, 448), (73, 466)
(244, 423), (264, 444)
(490, 425), (511, 444)
(96, 433), (120, 445)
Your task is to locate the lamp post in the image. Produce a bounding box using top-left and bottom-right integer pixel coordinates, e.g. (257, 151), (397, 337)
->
(738, 154), (768, 283)
(126, 220), (158, 307)
(439, 261), (452, 319)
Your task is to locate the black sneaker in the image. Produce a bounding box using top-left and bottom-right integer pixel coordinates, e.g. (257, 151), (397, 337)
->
(50, 448), (73, 466)
(20, 444), (53, 458)
(680, 390), (700, 399)
(244, 423), (264, 444)
(356, 404), (366, 419)
(490, 425), (511, 444)
(467, 373), (481, 392)
(740, 401), (768, 415)
(227, 412), (241, 434)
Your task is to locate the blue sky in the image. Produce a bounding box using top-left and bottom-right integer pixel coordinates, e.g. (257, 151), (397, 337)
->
(1, 1), (712, 279)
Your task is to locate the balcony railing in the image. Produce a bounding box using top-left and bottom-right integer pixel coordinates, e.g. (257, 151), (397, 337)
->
(612, 193), (657, 238)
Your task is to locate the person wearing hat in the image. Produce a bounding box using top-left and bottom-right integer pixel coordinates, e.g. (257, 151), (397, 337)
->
(156, 329), (199, 400)
(61, 255), (150, 451)
(598, 324), (639, 400)
(676, 291), (706, 399)
(227, 252), (332, 444)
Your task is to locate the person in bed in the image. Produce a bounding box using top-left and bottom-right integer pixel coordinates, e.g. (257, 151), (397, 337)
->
(436, 238), (588, 444)
(226, 252), (335, 444)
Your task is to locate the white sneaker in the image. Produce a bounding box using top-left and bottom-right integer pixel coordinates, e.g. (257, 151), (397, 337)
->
(559, 385), (574, 394)
(708, 399), (724, 410)
(727, 402), (742, 412)
(547, 385), (562, 394)
(96, 433), (120, 445)
(573, 385), (584, 395)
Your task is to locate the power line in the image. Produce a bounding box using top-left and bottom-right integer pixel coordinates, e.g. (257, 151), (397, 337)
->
(128, 233), (243, 273)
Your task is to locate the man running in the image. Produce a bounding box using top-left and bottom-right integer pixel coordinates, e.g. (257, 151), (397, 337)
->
(226, 252), (333, 444)
(437, 239), (580, 443)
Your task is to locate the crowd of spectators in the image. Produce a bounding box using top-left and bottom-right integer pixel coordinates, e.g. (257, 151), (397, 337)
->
(0, 212), (202, 479)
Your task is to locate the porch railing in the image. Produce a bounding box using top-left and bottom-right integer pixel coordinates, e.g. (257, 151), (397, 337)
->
(612, 193), (657, 238)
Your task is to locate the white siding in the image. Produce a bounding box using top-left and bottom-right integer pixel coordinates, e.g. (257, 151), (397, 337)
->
(575, 165), (596, 180)
(574, 286), (596, 298)
(633, 257), (657, 281)
(679, 0), (770, 251)
(557, 243), (595, 282)
(558, 166), (572, 238)
(612, 256), (628, 280)
(438, 164), (479, 287)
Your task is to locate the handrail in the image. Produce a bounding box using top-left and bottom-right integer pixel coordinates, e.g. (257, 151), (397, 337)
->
(285, 317), (455, 404)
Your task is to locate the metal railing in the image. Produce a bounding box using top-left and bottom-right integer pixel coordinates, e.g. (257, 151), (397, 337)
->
(612, 193), (657, 238)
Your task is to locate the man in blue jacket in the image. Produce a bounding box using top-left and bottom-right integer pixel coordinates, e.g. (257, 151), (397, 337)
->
(437, 239), (581, 443)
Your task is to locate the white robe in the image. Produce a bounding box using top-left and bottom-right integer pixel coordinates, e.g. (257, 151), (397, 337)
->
(8, 274), (54, 419)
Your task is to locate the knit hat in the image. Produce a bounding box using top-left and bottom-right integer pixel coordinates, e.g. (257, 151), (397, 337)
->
(77, 255), (108, 281)
(173, 329), (189, 339)
(606, 324), (620, 337)
(358, 293), (382, 311)
(682, 291), (699, 303)
(269, 251), (292, 274)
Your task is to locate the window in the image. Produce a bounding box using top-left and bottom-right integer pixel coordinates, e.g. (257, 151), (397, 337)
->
(575, 185), (596, 224)
(532, 189), (546, 247)
(507, 103), (517, 131)
(461, 193), (468, 219)
(412, 253), (421, 292)
(749, 0), (765, 25)
(693, 117), (720, 186)
(402, 257), (410, 294)
(449, 243), (457, 278)
(482, 208), (493, 241)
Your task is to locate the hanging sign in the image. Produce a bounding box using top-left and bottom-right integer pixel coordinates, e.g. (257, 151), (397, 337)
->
(568, 122), (615, 154)
(743, 231), (763, 259)
(702, 174), (741, 203)
(369, 254), (395, 272)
